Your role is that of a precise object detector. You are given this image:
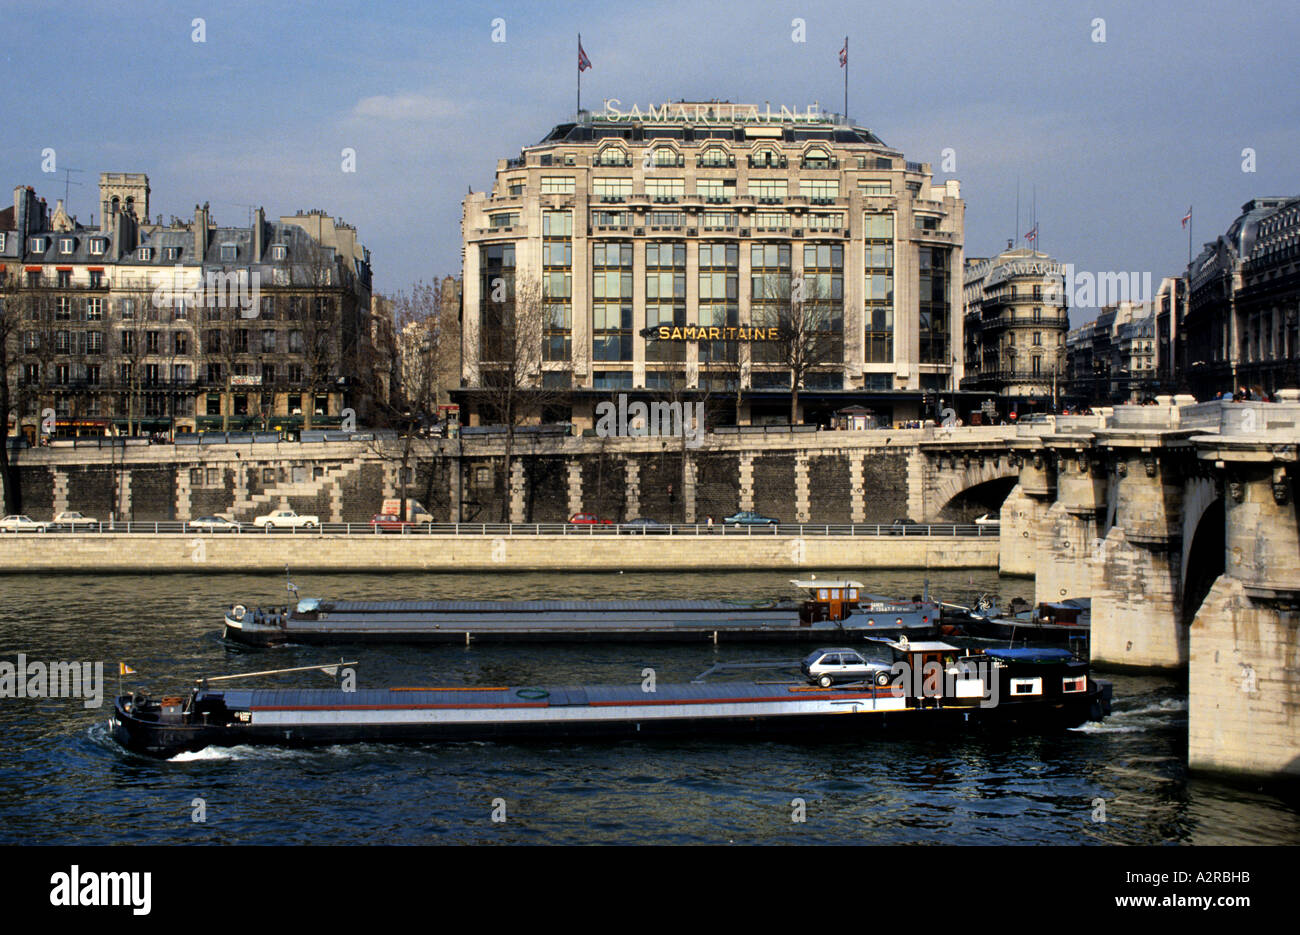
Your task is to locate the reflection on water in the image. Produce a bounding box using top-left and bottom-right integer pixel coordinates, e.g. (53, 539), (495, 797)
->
(0, 569), (1296, 845)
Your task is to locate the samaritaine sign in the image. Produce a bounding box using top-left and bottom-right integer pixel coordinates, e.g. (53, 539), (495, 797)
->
(601, 100), (832, 124)
(656, 325), (781, 341)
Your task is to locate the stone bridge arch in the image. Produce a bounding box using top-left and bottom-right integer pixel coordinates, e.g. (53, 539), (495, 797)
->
(921, 448), (1020, 521)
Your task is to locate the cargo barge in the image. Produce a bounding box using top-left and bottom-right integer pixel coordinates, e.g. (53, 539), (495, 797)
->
(222, 579), (941, 647)
(112, 642), (1112, 758)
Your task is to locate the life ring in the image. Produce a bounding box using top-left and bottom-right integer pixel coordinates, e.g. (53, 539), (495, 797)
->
(230, 604), (247, 621)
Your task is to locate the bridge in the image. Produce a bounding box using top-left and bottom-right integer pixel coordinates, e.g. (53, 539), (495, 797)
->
(999, 391), (1300, 779)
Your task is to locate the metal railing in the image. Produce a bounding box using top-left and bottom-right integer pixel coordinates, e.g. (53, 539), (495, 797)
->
(4, 521), (1001, 538)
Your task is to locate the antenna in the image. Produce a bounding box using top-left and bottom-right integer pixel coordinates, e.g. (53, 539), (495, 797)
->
(221, 201), (258, 227)
(58, 167), (84, 211)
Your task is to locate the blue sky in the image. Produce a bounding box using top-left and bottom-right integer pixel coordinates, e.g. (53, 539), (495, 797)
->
(5, 0), (1297, 326)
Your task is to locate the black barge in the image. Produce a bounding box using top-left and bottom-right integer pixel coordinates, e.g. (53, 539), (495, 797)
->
(223, 579), (941, 647)
(112, 642), (1112, 758)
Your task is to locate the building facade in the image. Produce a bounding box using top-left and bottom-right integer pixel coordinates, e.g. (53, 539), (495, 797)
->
(1185, 196), (1300, 399)
(1, 175), (374, 440)
(961, 247), (1069, 405)
(460, 101), (966, 427)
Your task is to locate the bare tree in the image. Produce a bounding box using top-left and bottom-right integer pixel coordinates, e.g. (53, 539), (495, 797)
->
(754, 272), (839, 424)
(0, 276), (32, 512)
(465, 277), (572, 521)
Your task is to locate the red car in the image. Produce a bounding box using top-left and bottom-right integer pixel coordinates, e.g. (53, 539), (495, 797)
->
(369, 514), (415, 530)
(568, 513), (612, 525)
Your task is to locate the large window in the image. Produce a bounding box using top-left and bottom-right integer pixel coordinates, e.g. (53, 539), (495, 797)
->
(592, 178), (633, 199)
(698, 243), (739, 364)
(540, 176), (575, 195)
(864, 212), (895, 363)
(645, 242), (686, 364)
(645, 178), (685, 201)
(750, 242), (792, 366)
(592, 242), (633, 362)
(479, 242), (516, 362)
(799, 178), (840, 200)
(750, 178), (788, 200)
(918, 247), (950, 365)
(543, 211), (573, 362)
(802, 243), (844, 365)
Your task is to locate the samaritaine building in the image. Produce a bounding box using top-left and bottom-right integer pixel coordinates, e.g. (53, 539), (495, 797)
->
(461, 100), (966, 427)
(961, 247), (1069, 404)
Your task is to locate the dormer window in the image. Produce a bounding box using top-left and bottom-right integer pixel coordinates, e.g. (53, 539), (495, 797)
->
(89, 238), (105, 256)
(138, 247), (153, 261)
(271, 244), (287, 261)
(220, 243), (237, 262)
(59, 238), (74, 254)
(31, 237), (47, 252)
(0, 233), (6, 250)
(164, 246), (182, 261)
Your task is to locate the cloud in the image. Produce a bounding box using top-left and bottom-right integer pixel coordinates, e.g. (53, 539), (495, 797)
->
(349, 93), (461, 122)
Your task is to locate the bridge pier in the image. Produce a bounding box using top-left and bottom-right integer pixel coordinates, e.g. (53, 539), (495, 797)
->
(1189, 438), (1300, 778)
(1001, 448), (1054, 576)
(1091, 443), (1193, 669)
(1036, 445), (1105, 605)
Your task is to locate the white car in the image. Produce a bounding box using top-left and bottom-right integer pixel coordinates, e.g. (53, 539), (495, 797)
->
(974, 513), (1001, 526)
(52, 511), (99, 528)
(0, 515), (51, 532)
(801, 648), (894, 688)
(187, 516), (243, 531)
(253, 509), (320, 529)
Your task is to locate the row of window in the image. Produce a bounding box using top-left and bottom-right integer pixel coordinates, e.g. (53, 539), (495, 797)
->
(20, 360), (319, 387)
(10, 294), (336, 322)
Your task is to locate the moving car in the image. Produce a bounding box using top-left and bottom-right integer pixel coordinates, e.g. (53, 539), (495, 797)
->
(369, 514), (416, 531)
(187, 516), (242, 531)
(568, 513), (612, 525)
(253, 509), (320, 529)
(0, 515), (51, 532)
(52, 511), (99, 528)
(974, 513), (1000, 526)
(621, 517), (668, 533)
(801, 648), (895, 688)
(723, 511), (779, 526)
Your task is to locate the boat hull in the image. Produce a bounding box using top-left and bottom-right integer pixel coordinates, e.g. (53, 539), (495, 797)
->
(223, 598), (942, 647)
(112, 682), (1110, 759)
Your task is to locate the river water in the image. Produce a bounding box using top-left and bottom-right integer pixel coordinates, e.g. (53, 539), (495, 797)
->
(1, 568), (1296, 845)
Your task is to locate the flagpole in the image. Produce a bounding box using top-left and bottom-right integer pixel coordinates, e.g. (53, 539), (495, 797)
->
(844, 36), (848, 119)
(1187, 205), (1193, 267)
(577, 33), (581, 116)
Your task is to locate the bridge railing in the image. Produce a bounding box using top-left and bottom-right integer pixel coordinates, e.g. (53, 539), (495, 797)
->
(1, 521), (1002, 538)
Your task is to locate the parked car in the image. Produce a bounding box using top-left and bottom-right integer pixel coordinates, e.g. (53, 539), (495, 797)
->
(369, 514), (416, 531)
(621, 517), (668, 533)
(187, 516), (242, 531)
(253, 509), (320, 529)
(801, 648), (894, 688)
(568, 513), (612, 525)
(51, 511), (99, 528)
(723, 511), (779, 526)
(0, 515), (50, 532)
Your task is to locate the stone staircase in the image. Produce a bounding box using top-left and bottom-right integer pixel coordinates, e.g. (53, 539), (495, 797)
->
(227, 460), (364, 523)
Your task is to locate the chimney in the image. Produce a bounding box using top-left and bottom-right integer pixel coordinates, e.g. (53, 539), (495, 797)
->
(194, 202), (209, 258)
(253, 206), (265, 260)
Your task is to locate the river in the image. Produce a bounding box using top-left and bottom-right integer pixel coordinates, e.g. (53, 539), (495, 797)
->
(1, 568), (1296, 845)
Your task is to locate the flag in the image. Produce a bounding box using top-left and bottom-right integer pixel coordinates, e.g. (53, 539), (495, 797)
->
(1181, 206), (1192, 228)
(839, 39), (848, 67)
(1024, 224), (1037, 243)
(578, 38), (592, 72)
(119, 662), (136, 676)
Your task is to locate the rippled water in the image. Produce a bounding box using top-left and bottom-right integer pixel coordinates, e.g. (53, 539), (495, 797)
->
(1, 568), (1296, 844)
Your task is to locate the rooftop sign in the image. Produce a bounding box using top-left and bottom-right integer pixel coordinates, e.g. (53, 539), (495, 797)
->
(600, 99), (833, 124)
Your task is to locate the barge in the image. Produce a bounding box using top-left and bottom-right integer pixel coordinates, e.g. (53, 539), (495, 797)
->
(222, 579), (942, 647)
(112, 642), (1112, 758)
